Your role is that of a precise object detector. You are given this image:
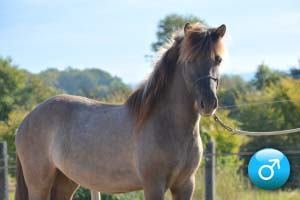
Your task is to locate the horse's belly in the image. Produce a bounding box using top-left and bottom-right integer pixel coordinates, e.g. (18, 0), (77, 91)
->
(57, 159), (142, 193)
(53, 135), (142, 193)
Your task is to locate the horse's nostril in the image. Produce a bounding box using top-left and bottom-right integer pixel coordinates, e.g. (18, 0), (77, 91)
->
(201, 100), (205, 109)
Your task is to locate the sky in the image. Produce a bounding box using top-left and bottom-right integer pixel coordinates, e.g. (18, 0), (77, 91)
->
(0, 0), (299, 84)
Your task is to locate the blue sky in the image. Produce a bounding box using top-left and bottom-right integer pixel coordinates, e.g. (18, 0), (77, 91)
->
(0, 0), (299, 83)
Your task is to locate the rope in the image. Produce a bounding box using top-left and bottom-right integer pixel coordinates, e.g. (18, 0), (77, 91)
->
(213, 114), (300, 136)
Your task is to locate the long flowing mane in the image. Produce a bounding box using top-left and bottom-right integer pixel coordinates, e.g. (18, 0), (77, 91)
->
(126, 23), (219, 128)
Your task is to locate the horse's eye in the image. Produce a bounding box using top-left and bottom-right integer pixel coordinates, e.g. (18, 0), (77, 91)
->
(215, 55), (222, 65)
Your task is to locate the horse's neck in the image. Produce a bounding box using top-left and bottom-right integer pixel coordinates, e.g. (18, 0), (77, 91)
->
(154, 65), (200, 135)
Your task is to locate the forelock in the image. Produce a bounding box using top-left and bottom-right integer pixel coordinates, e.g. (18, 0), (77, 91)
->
(179, 23), (225, 62)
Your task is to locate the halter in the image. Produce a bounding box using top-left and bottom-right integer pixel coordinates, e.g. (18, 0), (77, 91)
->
(193, 75), (219, 88)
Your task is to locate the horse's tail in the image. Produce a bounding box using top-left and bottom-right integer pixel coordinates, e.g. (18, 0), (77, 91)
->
(15, 154), (28, 200)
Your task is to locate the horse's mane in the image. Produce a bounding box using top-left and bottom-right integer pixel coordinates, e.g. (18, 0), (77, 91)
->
(126, 22), (220, 128)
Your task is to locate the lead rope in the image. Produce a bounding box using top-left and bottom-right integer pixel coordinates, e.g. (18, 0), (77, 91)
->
(213, 113), (300, 136)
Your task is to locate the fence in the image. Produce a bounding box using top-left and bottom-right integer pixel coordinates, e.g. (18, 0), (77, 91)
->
(2, 141), (300, 200)
(0, 142), (8, 200)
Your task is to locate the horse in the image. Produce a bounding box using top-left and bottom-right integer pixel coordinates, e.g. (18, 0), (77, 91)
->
(15, 22), (226, 200)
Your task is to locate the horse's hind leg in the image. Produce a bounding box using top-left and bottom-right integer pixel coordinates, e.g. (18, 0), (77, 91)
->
(21, 159), (56, 200)
(50, 170), (79, 200)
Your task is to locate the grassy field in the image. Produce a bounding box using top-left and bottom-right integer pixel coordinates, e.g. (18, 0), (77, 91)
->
(8, 165), (300, 200)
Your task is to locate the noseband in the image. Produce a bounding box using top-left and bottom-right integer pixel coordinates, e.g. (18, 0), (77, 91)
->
(193, 75), (219, 88)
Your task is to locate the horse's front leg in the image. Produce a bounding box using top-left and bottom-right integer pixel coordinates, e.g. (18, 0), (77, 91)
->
(143, 181), (165, 200)
(171, 177), (195, 200)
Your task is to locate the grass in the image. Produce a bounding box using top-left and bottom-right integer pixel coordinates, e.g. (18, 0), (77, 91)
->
(8, 174), (15, 200)
(8, 164), (300, 200)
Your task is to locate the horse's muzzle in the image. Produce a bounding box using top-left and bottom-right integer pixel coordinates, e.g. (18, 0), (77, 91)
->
(197, 94), (218, 116)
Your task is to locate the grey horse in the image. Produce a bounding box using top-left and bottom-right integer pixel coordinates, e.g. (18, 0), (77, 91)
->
(15, 22), (226, 200)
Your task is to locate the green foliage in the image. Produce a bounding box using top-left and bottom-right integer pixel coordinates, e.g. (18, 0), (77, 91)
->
(73, 187), (91, 200)
(0, 57), (57, 120)
(252, 64), (287, 90)
(238, 77), (300, 136)
(73, 187), (144, 200)
(18, 73), (58, 110)
(218, 75), (251, 118)
(238, 77), (300, 188)
(40, 67), (131, 102)
(290, 59), (300, 79)
(0, 57), (26, 120)
(101, 192), (144, 200)
(151, 14), (205, 52)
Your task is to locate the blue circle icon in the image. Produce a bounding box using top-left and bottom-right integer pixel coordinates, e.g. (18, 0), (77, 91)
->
(248, 148), (290, 190)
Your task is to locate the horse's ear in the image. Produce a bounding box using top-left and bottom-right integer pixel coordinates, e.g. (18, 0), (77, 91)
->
(184, 23), (192, 35)
(216, 24), (226, 38)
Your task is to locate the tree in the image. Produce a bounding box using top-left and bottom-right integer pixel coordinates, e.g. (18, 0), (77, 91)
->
(252, 64), (286, 90)
(0, 57), (57, 121)
(40, 68), (131, 102)
(218, 75), (250, 118)
(0, 57), (26, 120)
(17, 73), (58, 110)
(238, 77), (300, 188)
(290, 59), (300, 79)
(151, 14), (205, 52)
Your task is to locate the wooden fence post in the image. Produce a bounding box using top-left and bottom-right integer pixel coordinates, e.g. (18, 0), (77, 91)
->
(0, 142), (8, 200)
(205, 140), (215, 200)
(91, 190), (101, 200)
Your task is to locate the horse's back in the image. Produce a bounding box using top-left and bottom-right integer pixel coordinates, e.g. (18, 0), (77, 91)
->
(16, 94), (100, 142)
(16, 93), (133, 155)
(15, 94), (113, 162)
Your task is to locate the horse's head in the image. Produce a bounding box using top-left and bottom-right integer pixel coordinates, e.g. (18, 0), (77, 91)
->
(179, 23), (226, 116)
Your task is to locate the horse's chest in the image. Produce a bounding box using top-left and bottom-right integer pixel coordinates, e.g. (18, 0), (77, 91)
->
(171, 136), (203, 182)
